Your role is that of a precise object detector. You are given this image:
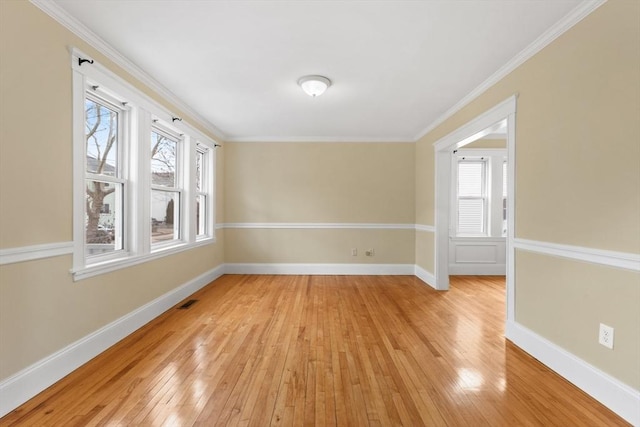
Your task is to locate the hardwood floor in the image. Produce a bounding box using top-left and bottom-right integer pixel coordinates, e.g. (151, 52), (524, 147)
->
(1, 275), (628, 426)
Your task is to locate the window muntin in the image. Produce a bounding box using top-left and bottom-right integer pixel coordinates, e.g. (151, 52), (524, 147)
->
(457, 160), (487, 235)
(84, 94), (126, 258)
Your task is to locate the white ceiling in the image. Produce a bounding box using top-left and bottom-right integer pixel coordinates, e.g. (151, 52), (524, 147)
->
(51, 0), (584, 142)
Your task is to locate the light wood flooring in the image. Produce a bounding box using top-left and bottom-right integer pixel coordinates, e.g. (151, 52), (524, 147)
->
(1, 275), (629, 426)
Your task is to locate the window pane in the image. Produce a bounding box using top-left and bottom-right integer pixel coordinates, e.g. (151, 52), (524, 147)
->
(86, 180), (122, 256)
(458, 162), (483, 197)
(196, 194), (206, 236)
(196, 151), (204, 192)
(85, 98), (118, 176)
(151, 190), (179, 243)
(151, 131), (177, 187)
(502, 161), (508, 236)
(502, 161), (508, 198)
(458, 198), (484, 234)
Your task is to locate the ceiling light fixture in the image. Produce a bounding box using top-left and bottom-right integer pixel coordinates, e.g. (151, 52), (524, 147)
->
(298, 75), (331, 97)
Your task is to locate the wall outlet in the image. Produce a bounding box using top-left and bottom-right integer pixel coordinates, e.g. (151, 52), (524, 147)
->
(598, 323), (614, 349)
(351, 248), (357, 256)
(365, 248), (375, 257)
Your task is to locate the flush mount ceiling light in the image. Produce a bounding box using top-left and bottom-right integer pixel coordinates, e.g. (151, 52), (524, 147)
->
(298, 75), (331, 97)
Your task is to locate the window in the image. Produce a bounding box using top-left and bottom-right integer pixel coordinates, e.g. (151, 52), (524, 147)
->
(84, 93), (127, 259)
(502, 161), (507, 237)
(456, 159), (487, 235)
(72, 49), (217, 280)
(453, 149), (507, 238)
(151, 128), (182, 245)
(195, 145), (209, 237)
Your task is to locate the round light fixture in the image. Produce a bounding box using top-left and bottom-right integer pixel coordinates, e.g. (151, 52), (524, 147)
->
(298, 75), (331, 97)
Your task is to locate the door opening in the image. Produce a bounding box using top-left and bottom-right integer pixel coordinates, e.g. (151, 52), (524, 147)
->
(433, 96), (516, 324)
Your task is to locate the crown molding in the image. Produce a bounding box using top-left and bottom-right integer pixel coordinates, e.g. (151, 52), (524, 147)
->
(225, 136), (415, 143)
(30, 0), (605, 145)
(413, 0), (607, 142)
(29, 0), (227, 142)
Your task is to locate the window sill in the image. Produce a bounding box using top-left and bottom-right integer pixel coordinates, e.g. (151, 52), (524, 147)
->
(72, 236), (216, 281)
(451, 236), (506, 242)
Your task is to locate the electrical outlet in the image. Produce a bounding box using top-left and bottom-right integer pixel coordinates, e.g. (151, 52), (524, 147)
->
(351, 248), (357, 256)
(598, 323), (614, 349)
(365, 248), (375, 257)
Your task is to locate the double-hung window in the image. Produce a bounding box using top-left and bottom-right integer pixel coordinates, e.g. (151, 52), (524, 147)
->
(453, 149), (507, 238)
(456, 159), (487, 235)
(150, 127), (182, 246)
(195, 145), (211, 238)
(84, 89), (128, 260)
(72, 48), (217, 280)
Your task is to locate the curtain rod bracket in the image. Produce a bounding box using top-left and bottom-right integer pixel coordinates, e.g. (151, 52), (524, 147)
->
(78, 58), (94, 67)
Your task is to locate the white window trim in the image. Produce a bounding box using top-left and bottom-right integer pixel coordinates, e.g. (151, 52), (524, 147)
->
(71, 48), (217, 281)
(451, 148), (507, 239)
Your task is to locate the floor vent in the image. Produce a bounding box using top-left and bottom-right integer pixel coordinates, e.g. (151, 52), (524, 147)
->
(177, 299), (198, 309)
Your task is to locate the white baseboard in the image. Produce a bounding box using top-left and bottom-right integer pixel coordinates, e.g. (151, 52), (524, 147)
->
(0, 264), (225, 418)
(414, 265), (437, 289)
(506, 320), (640, 426)
(448, 263), (506, 275)
(224, 263), (415, 275)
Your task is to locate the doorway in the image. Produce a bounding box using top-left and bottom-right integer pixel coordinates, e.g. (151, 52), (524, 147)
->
(433, 96), (516, 323)
(449, 124), (507, 275)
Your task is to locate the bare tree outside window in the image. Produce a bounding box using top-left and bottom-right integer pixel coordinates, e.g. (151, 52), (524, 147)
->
(151, 130), (180, 243)
(85, 98), (121, 254)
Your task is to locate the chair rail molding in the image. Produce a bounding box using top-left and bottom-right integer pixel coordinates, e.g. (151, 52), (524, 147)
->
(0, 242), (74, 266)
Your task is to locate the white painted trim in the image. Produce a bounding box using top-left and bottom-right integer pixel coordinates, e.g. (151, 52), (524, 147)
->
(433, 97), (516, 151)
(0, 264), (225, 418)
(226, 136), (415, 143)
(221, 222), (415, 230)
(29, 0), (604, 145)
(0, 242), (73, 266)
(449, 264), (506, 276)
(29, 0), (226, 142)
(414, 265), (437, 289)
(434, 96), (517, 294)
(224, 263), (415, 276)
(72, 238), (216, 281)
(450, 237), (505, 243)
(514, 238), (640, 272)
(415, 224), (435, 233)
(506, 320), (640, 426)
(414, 0), (607, 141)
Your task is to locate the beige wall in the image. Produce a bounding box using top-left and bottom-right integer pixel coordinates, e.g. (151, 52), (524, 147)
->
(415, 0), (640, 389)
(224, 142), (415, 264)
(225, 142), (415, 223)
(1, 0), (638, 403)
(0, 1), (225, 380)
(516, 250), (640, 389)
(225, 228), (414, 264)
